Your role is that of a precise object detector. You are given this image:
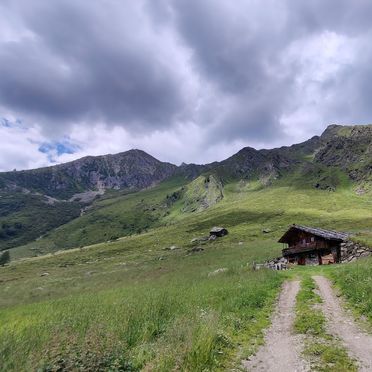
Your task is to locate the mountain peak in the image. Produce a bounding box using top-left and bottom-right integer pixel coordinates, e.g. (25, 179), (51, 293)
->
(321, 123), (372, 140)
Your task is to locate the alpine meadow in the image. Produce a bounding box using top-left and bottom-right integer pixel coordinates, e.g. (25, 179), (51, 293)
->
(1, 124), (372, 370)
(2, 1), (372, 371)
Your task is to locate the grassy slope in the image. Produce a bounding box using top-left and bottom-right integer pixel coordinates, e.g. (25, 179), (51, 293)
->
(10, 177), (188, 259)
(1, 175), (372, 369)
(331, 257), (372, 322)
(0, 191), (81, 251)
(1, 228), (283, 370)
(12, 164), (372, 259)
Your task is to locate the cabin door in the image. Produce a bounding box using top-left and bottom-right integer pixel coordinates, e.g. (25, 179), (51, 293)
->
(298, 256), (306, 265)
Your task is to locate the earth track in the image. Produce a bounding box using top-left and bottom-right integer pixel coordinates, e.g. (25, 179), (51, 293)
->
(313, 275), (372, 371)
(243, 280), (309, 371)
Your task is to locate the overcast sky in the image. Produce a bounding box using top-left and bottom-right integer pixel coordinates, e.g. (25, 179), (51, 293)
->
(1, 0), (372, 171)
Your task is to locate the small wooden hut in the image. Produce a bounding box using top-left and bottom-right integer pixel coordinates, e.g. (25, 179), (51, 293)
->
(209, 227), (228, 238)
(279, 224), (348, 265)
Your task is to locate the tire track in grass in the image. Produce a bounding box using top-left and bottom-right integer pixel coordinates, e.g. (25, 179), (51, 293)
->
(294, 276), (357, 372)
(314, 275), (372, 372)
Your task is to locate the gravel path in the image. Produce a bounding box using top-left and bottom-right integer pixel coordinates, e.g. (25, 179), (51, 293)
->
(313, 275), (372, 371)
(243, 280), (309, 372)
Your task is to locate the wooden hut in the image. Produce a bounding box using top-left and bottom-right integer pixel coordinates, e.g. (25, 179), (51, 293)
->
(209, 227), (228, 238)
(279, 224), (348, 265)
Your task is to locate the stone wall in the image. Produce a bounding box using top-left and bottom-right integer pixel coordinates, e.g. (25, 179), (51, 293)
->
(340, 240), (372, 263)
(254, 257), (288, 270)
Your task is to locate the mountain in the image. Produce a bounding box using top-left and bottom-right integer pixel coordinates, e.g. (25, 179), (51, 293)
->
(0, 149), (177, 200)
(315, 124), (372, 183)
(1, 124), (371, 255)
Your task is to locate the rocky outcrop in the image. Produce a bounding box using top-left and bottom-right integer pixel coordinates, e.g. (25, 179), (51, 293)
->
(0, 149), (177, 199)
(315, 124), (372, 183)
(182, 175), (224, 212)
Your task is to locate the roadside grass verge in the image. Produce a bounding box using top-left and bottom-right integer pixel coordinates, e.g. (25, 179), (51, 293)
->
(294, 276), (357, 372)
(294, 277), (324, 336)
(0, 267), (282, 371)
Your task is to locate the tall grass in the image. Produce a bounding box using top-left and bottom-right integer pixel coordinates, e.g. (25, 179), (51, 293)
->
(331, 257), (372, 322)
(0, 267), (281, 371)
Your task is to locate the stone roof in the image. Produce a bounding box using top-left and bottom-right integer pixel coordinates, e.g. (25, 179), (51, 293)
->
(278, 224), (349, 243)
(210, 226), (227, 233)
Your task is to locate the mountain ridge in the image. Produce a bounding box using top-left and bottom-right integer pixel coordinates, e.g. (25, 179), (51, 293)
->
(1, 123), (371, 254)
(0, 124), (346, 198)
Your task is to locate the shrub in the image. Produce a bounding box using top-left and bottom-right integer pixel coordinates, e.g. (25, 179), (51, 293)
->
(0, 250), (10, 266)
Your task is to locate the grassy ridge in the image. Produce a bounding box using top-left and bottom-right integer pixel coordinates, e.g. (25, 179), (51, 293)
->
(12, 174), (372, 258)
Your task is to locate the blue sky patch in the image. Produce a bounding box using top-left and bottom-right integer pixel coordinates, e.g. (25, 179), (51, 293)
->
(38, 139), (80, 162)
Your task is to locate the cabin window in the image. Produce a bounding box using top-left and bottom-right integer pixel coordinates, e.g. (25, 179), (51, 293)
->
(311, 237), (315, 242)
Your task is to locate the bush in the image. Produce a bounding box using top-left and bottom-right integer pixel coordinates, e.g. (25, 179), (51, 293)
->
(0, 250), (10, 266)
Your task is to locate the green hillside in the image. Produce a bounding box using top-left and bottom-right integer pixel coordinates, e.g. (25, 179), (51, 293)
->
(1, 124), (371, 256)
(1, 171), (372, 369)
(0, 191), (81, 251)
(1, 124), (372, 370)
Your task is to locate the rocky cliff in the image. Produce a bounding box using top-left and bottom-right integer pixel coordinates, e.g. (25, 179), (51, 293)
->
(0, 149), (177, 199)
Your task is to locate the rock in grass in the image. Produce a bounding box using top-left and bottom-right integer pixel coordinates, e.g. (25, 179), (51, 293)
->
(190, 236), (209, 244)
(40, 272), (50, 277)
(162, 245), (179, 251)
(208, 268), (228, 277)
(187, 246), (204, 254)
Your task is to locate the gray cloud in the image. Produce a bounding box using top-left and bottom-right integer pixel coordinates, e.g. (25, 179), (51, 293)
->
(1, 0), (372, 168)
(0, 1), (187, 135)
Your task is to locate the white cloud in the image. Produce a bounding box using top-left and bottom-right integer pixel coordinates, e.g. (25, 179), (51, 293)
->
(0, 121), (49, 171)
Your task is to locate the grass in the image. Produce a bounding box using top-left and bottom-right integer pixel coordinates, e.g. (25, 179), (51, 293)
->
(0, 191), (81, 251)
(12, 171), (372, 259)
(331, 256), (372, 323)
(294, 276), (357, 372)
(1, 175), (372, 370)
(294, 276), (325, 335)
(0, 264), (282, 370)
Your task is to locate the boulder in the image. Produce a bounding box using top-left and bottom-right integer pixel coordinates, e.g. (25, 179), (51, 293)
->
(208, 268), (228, 277)
(209, 226), (228, 238)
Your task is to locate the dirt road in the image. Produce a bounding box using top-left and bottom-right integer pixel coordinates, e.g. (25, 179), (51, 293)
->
(243, 280), (310, 372)
(313, 275), (372, 372)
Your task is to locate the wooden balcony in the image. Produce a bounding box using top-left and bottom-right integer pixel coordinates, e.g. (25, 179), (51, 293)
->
(283, 241), (330, 256)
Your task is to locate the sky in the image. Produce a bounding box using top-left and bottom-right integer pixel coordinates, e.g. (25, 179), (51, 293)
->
(1, 0), (372, 171)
